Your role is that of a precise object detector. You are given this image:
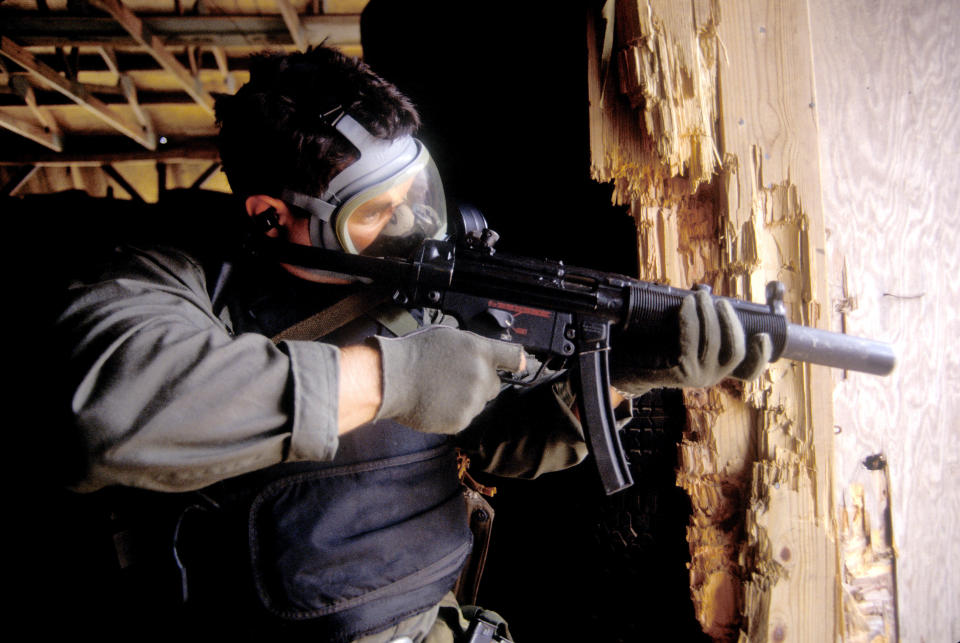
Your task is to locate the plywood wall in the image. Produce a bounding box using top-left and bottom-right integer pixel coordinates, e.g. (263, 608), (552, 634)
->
(808, 1), (960, 641)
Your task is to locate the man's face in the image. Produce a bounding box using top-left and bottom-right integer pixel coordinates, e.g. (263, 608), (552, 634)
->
(272, 175), (416, 284)
(343, 175), (416, 254)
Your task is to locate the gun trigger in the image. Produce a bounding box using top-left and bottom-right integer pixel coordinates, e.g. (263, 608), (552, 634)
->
(484, 308), (515, 329)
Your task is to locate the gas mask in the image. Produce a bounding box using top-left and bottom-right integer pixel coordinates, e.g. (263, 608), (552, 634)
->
(281, 113), (447, 279)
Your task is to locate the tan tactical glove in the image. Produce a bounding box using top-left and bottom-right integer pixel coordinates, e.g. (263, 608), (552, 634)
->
(611, 290), (772, 398)
(369, 326), (525, 434)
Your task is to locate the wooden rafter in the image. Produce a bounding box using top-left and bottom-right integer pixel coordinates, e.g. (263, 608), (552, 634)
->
(11, 77), (59, 131)
(101, 163), (145, 203)
(276, 0), (308, 52)
(96, 46), (121, 86)
(0, 139), (218, 166)
(56, 45), (80, 81)
(1, 15), (360, 48)
(190, 161), (221, 190)
(0, 36), (156, 150)
(186, 45), (200, 78)
(1, 165), (38, 197)
(0, 110), (62, 151)
(118, 74), (155, 145)
(6, 75), (63, 151)
(0, 86), (204, 108)
(91, 0), (216, 116)
(211, 47), (236, 93)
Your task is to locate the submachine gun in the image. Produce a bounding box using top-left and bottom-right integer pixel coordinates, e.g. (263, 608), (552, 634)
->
(252, 206), (896, 496)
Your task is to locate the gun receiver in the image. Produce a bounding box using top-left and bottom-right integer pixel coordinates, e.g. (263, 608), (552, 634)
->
(251, 231), (895, 495)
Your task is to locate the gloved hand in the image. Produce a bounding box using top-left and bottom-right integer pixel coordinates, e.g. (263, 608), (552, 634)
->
(368, 326), (525, 434)
(611, 290), (772, 398)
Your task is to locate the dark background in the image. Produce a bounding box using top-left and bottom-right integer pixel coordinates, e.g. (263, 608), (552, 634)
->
(360, 0), (637, 273)
(361, 3), (707, 641)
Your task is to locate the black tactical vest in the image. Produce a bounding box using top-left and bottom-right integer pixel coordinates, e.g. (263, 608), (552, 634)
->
(208, 261), (474, 639)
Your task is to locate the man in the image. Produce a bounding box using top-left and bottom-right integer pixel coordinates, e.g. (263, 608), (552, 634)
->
(54, 46), (768, 641)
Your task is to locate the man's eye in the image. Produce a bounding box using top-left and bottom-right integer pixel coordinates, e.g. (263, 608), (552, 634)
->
(360, 206), (393, 223)
(356, 209), (382, 223)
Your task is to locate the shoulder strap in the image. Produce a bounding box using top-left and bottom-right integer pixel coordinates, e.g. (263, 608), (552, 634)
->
(270, 289), (391, 343)
(270, 290), (424, 343)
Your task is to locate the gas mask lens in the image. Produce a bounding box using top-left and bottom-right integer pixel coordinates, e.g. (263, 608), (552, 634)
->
(335, 148), (447, 258)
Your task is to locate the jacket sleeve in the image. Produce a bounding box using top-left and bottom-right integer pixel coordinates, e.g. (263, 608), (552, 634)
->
(58, 245), (341, 493)
(455, 375), (588, 479)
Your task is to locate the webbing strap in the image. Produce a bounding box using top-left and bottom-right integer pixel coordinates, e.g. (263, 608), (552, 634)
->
(270, 289), (391, 344)
(270, 289), (422, 343)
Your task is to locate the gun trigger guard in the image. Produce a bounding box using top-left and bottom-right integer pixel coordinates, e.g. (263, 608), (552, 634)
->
(484, 308), (515, 329)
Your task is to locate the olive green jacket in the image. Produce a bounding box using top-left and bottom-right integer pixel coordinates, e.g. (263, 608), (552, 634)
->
(58, 245), (587, 493)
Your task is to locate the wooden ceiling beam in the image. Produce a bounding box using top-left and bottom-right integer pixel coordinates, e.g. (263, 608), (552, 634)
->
(91, 0), (216, 116)
(10, 75), (63, 141)
(186, 45), (200, 78)
(96, 46), (122, 86)
(0, 36), (156, 150)
(55, 45), (80, 82)
(18, 50), (252, 76)
(190, 161), (221, 189)
(0, 85), (209, 106)
(0, 110), (63, 152)
(211, 47), (236, 93)
(1, 165), (39, 197)
(0, 138), (218, 166)
(118, 74), (156, 146)
(101, 163), (145, 203)
(1, 15), (361, 48)
(276, 0), (308, 53)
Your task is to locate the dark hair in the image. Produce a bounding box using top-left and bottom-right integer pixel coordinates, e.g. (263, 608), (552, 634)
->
(215, 46), (420, 200)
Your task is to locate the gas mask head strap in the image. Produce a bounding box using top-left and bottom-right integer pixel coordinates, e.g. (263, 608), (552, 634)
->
(280, 114), (418, 224)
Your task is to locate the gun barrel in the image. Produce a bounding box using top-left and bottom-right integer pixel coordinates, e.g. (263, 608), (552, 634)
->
(782, 323), (896, 376)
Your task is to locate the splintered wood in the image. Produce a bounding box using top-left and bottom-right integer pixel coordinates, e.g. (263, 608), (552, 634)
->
(589, 0), (722, 208)
(838, 458), (898, 643)
(712, 6), (837, 641)
(590, 2), (838, 640)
